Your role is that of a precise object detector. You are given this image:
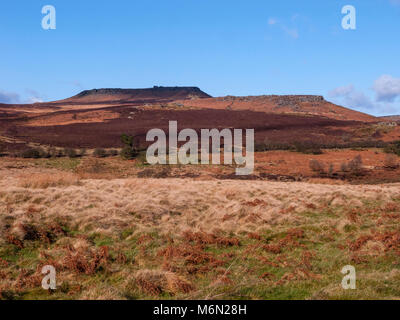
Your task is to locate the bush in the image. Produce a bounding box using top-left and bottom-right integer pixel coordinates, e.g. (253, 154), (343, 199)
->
(78, 148), (87, 157)
(309, 160), (325, 174)
(384, 154), (399, 169)
(348, 155), (363, 176)
(109, 149), (119, 157)
(120, 134), (138, 160)
(120, 146), (137, 160)
(384, 140), (400, 156)
(294, 141), (323, 155)
(20, 148), (46, 159)
(64, 148), (78, 158)
(327, 164), (335, 177)
(93, 148), (107, 158)
(121, 134), (134, 147)
(254, 143), (267, 152)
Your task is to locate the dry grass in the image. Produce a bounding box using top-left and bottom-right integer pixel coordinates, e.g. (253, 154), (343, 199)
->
(1, 163), (400, 300)
(18, 172), (80, 189)
(134, 270), (194, 296)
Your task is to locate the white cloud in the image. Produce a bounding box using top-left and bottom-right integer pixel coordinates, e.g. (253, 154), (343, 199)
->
(329, 80), (400, 116)
(0, 89), (46, 104)
(268, 18), (277, 25)
(329, 84), (355, 97)
(25, 89), (45, 103)
(0, 90), (20, 104)
(372, 74), (400, 102)
(329, 85), (374, 110)
(390, 0), (400, 6)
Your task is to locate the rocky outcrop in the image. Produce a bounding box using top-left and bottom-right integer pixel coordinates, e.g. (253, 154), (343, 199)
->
(73, 86), (211, 100)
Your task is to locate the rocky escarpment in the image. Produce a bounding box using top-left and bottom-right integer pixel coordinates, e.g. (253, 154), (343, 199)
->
(220, 94), (324, 104)
(71, 86), (211, 102)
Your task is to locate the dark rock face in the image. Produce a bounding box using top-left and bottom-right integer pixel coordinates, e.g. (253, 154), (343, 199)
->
(73, 87), (211, 99)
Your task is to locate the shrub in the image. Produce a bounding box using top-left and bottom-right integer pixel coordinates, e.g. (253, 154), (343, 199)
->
(109, 149), (119, 157)
(120, 134), (138, 160)
(348, 155), (363, 176)
(121, 134), (134, 147)
(384, 140), (400, 156)
(327, 164), (335, 177)
(254, 143), (267, 152)
(47, 147), (64, 158)
(294, 141), (323, 155)
(47, 147), (57, 158)
(56, 149), (65, 157)
(93, 148), (107, 158)
(309, 160), (325, 174)
(20, 148), (47, 158)
(64, 148), (78, 158)
(0, 143), (5, 156)
(340, 162), (348, 172)
(384, 154), (399, 169)
(79, 148), (87, 157)
(120, 146), (137, 160)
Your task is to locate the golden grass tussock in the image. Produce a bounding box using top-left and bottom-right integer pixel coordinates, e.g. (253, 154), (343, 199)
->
(1, 164), (400, 299)
(134, 269), (194, 296)
(0, 172), (399, 237)
(18, 172), (80, 189)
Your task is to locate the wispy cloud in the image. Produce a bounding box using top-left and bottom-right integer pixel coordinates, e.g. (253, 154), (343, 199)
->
(267, 16), (300, 39)
(25, 89), (44, 103)
(0, 89), (47, 104)
(281, 26), (299, 39)
(0, 90), (20, 104)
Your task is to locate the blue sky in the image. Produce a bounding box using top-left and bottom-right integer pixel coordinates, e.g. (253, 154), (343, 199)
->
(0, 0), (399, 116)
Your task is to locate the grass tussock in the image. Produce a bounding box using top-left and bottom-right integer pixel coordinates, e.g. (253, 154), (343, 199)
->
(18, 172), (80, 189)
(1, 167), (400, 300)
(134, 270), (194, 296)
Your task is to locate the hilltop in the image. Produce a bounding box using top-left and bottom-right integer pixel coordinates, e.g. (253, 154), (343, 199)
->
(173, 95), (377, 122)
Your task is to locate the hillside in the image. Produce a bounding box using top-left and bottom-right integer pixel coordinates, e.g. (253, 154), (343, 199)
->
(379, 115), (400, 122)
(173, 95), (377, 122)
(0, 87), (387, 153)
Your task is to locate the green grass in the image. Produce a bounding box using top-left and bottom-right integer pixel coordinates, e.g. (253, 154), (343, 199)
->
(1, 199), (399, 300)
(34, 158), (81, 171)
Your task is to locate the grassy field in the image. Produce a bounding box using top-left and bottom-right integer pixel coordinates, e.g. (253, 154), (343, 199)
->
(0, 157), (399, 300)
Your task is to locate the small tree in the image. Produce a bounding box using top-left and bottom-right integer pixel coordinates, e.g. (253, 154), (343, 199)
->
(327, 164), (335, 177)
(120, 134), (138, 160)
(348, 155), (363, 176)
(309, 159), (325, 175)
(340, 162), (348, 172)
(121, 134), (134, 148)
